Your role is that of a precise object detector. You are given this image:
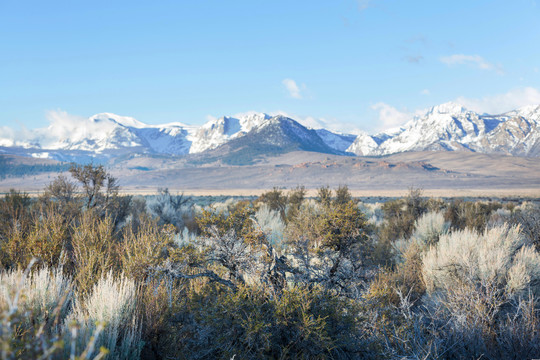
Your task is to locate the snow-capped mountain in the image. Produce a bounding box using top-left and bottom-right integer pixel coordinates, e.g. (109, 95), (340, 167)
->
(188, 115), (347, 165)
(347, 102), (540, 157)
(0, 112), (353, 162)
(0, 112), (198, 155)
(1, 102), (540, 163)
(188, 113), (272, 153)
(314, 129), (357, 153)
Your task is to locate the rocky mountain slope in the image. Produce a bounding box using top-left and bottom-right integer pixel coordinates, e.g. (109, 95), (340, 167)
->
(187, 116), (348, 165)
(0, 112), (353, 162)
(347, 102), (540, 157)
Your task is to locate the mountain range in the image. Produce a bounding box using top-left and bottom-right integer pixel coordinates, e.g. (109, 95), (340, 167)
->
(1, 102), (539, 164)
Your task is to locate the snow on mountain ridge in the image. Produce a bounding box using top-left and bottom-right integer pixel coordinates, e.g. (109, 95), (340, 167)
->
(424, 101), (469, 116)
(347, 102), (540, 157)
(91, 113), (147, 129)
(510, 104), (540, 123)
(2, 103), (540, 161)
(188, 113), (273, 153)
(237, 112), (273, 132)
(315, 129), (357, 152)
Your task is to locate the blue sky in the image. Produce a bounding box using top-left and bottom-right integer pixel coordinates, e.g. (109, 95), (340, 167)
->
(1, 0), (540, 133)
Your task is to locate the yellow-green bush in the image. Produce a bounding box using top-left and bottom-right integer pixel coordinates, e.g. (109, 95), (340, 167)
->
(120, 217), (174, 281)
(165, 283), (360, 359)
(71, 212), (117, 297)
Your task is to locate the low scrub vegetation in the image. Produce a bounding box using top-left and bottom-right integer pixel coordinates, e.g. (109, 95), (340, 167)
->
(0, 165), (539, 359)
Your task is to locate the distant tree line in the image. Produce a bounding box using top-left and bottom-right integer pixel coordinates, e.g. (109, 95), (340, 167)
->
(0, 156), (71, 179)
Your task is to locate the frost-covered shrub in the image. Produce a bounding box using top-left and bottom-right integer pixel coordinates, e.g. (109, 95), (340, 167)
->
(146, 188), (192, 230)
(506, 246), (540, 295)
(515, 201), (536, 212)
(174, 227), (198, 247)
(420, 224), (540, 348)
(0, 265), (72, 324)
(393, 211), (449, 263)
(0, 264), (77, 359)
(67, 272), (142, 359)
(210, 198), (237, 214)
(413, 211), (450, 245)
(370, 224), (540, 359)
(371, 212), (448, 307)
(510, 202), (540, 251)
(358, 202), (384, 226)
(191, 198), (239, 221)
(488, 207), (513, 228)
(423, 224), (540, 305)
(254, 204), (285, 247)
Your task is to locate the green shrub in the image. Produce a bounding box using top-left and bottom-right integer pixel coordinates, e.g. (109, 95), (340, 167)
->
(444, 199), (503, 232)
(168, 283), (360, 359)
(285, 201), (371, 296)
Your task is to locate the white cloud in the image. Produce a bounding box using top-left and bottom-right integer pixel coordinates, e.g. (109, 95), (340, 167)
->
(440, 54), (503, 74)
(44, 109), (88, 140)
(0, 126), (16, 146)
(371, 102), (412, 131)
(455, 87), (540, 114)
(421, 89), (431, 95)
(0, 110), (123, 148)
(0, 121), (35, 147)
(38, 109), (127, 148)
(282, 78), (303, 99)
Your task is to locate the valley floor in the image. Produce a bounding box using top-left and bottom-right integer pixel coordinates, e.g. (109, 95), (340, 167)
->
(1, 151), (540, 197)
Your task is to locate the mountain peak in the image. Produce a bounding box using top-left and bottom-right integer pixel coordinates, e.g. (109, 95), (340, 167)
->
(90, 113), (146, 129)
(513, 104), (540, 120)
(426, 102), (468, 116)
(269, 114), (290, 121)
(235, 112), (272, 121)
(3, 103), (540, 162)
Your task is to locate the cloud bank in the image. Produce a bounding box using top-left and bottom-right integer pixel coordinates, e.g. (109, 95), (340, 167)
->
(371, 102), (412, 131)
(456, 87), (540, 114)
